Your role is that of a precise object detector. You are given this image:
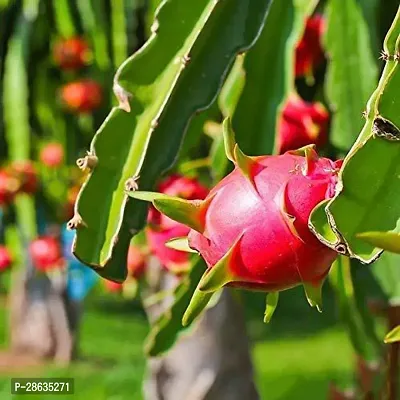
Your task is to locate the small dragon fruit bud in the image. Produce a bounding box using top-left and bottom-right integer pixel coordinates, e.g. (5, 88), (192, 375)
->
(0, 246), (12, 272)
(29, 236), (65, 272)
(60, 80), (103, 113)
(8, 161), (38, 195)
(277, 95), (329, 154)
(40, 143), (64, 168)
(0, 169), (19, 206)
(53, 37), (91, 70)
(127, 245), (147, 279)
(146, 174), (208, 273)
(131, 118), (342, 322)
(295, 15), (325, 80)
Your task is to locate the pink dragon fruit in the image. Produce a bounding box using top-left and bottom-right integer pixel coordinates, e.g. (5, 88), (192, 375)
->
(131, 119), (341, 322)
(146, 174), (208, 273)
(295, 15), (325, 80)
(277, 95), (329, 154)
(0, 245), (12, 272)
(127, 245), (147, 279)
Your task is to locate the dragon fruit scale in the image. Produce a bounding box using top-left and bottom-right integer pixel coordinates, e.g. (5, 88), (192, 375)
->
(130, 118), (341, 322)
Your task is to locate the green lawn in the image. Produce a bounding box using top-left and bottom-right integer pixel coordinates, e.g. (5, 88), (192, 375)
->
(0, 286), (355, 399)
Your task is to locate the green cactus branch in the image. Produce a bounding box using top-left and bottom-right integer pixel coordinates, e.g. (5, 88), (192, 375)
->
(3, 0), (39, 241)
(231, 0), (318, 156)
(309, 6), (400, 263)
(329, 257), (381, 362)
(72, 0), (272, 281)
(324, 0), (378, 152)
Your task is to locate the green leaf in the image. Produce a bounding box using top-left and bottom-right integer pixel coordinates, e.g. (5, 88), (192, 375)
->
(232, 0), (318, 156)
(73, 0), (272, 280)
(310, 8), (400, 262)
(144, 257), (207, 356)
(384, 325), (400, 343)
(324, 0), (378, 151)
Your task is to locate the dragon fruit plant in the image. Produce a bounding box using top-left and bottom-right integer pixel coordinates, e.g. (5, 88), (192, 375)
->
(132, 119), (342, 321)
(277, 95), (329, 154)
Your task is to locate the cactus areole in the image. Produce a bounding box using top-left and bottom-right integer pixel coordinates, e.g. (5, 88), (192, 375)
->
(130, 119), (342, 320)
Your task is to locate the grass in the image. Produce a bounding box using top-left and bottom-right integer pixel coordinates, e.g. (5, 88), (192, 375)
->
(0, 285), (357, 400)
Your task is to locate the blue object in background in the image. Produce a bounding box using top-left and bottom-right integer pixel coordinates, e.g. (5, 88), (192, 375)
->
(61, 225), (99, 301)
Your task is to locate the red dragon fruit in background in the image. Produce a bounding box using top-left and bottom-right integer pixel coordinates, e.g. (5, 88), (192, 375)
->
(0, 246), (12, 272)
(40, 143), (64, 168)
(61, 80), (103, 113)
(29, 237), (65, 272)
(295, 15), (325, 79)
(277, 95), (329, 154)
(103, 279), (123, 293)
(0, 170), (19, 206)
(132, 120), (341, 321)
(146, 174), (208, 273)
(53, 37), (90, 70)
(9, 161), (38, 194)
(127, 245), (147, 279)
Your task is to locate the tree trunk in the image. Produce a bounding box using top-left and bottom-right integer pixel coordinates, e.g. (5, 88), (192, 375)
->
(8, 267), (78, 365)
(143, 262), (259, 400)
